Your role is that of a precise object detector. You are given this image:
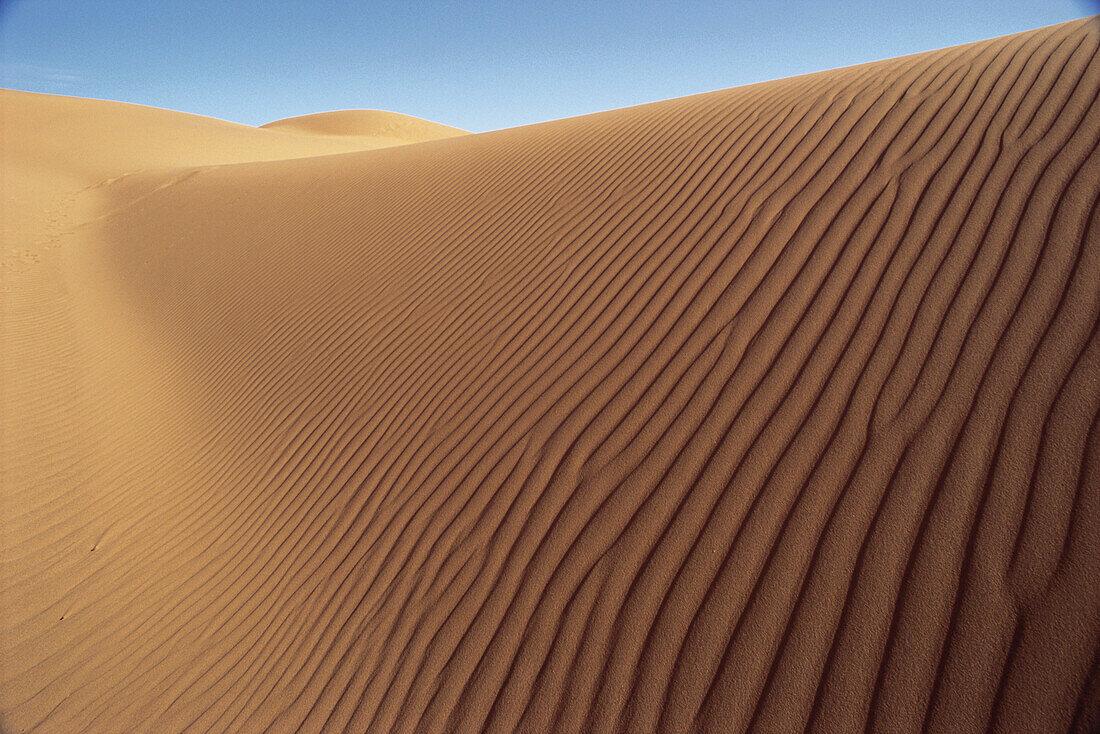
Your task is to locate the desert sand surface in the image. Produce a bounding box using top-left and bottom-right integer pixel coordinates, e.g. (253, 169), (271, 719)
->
(2, 17), (1099, 733)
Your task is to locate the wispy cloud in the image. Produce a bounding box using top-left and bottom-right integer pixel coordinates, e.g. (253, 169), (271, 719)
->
(2, 61), (83, 89)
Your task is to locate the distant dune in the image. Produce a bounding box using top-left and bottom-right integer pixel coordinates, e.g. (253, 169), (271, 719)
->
(0, 90), (444, 252)
(261, 109), (467, 144)
(2, 18), (1098, 733)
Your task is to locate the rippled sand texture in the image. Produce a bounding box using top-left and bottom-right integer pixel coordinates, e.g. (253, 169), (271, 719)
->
(2, 18), (1099, 734)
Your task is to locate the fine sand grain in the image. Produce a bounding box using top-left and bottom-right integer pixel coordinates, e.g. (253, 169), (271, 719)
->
(2, 18), (1099, 733)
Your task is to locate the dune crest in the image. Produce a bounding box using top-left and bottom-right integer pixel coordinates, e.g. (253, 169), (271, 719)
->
(261, 109), (467, 143)
(2, 18), (1099, 734)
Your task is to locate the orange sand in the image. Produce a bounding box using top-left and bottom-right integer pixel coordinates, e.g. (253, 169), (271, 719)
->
(2, 18), (1098, 733)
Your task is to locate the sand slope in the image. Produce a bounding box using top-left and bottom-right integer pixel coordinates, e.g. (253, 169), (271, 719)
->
(0, 90), (462, 258)
(2, 18), (1099, 733)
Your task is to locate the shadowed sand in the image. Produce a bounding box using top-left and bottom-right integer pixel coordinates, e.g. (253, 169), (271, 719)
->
(2, 18), (1099, 733)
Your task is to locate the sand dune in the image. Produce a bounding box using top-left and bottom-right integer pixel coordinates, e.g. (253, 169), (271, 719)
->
(2, 18), (1099, 733)
(0, 90), (460, 260)
(261, 110), (467, 145)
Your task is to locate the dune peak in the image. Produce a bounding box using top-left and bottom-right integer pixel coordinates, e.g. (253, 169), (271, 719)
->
(260, 109), (467, 143)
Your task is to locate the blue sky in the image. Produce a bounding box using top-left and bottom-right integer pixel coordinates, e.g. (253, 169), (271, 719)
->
(2, 1), (1095, 132)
